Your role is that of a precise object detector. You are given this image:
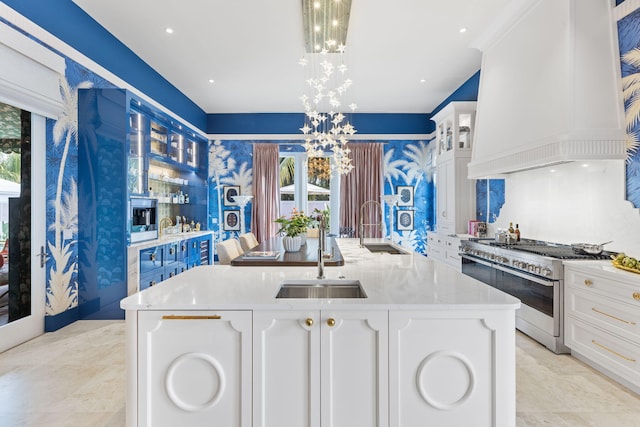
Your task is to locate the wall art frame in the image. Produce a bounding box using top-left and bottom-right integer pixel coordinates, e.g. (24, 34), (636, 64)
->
(223, 185), (241, 206)
(223, 210), (241, 231)
(396, 185), (414, 207)
(396, 210), (414, 231)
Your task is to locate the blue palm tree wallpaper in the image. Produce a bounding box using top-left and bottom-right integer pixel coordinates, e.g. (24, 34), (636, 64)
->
(618, 7), (640, 208)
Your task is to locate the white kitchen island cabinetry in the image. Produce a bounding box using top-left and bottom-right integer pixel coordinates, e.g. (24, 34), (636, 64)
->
(253, 310), (388, 427)
(122, 238), (520, 426)
(564, 261), (640, 395)
(390, 310), (515, 426)
(136, 310), (252, 427)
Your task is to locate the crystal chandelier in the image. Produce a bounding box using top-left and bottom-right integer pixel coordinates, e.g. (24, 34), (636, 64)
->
(299, 0), (355, 175)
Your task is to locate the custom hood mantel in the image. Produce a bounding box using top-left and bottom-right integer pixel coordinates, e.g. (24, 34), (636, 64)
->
(467, 0), (626, 178)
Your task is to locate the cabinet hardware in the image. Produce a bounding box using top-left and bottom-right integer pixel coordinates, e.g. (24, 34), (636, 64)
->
(162, 315), (222, 320)
(305, 318), (313, 327)
(584, 279), (593, 287)
(150, 281), (156, 287)
(327, 318), (336, 327)
(634, 292), (640, 302)
(169, 272), (175, 277)
(169, 247), (175, 255)
(150, 254), (156, 261)
(591, 340), (636, 362)
(591, 307), (636, 325)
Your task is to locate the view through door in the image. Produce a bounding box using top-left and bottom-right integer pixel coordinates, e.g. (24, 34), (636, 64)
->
(0, 101), (45, 352)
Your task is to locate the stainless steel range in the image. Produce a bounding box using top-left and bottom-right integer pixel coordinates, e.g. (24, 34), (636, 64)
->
(460, 238), (614, 354)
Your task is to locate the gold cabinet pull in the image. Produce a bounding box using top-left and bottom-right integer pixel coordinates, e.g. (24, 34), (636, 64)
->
(633, 292), (640, 302)
(591, 307), (636, 325)
(162, 315), (222, 320)
(327, 318), (336, 327)
(150, 253), (156, 261)
(591, 340), (636, 362)
(584, 279), (593, 287)
(305, 318), (314, 327)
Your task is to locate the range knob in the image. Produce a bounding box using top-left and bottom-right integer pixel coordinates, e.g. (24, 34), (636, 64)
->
(542, 268), (552, 277)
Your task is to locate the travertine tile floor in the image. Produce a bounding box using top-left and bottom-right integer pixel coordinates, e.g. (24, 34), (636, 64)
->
(0, 320), (638, 426)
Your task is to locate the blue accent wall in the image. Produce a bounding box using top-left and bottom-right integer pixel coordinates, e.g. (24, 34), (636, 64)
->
(207, 113), (433, 135)
(1, 0), (207, 131)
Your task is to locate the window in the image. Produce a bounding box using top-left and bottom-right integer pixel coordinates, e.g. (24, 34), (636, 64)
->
(278, 152), (338, 233)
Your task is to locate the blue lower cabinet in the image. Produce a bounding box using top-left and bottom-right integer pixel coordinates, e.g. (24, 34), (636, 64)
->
(140, 246), (165, 275)
(199, 235), (213, 265)
(179, 240), (189, 262)
(166, 242), (180, 264)
(165, 263), (180, 279)
(140, 268), (165, 291)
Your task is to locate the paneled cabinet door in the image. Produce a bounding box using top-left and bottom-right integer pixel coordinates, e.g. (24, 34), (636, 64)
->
(389, 310), (515, 427)
(253, 310), (388, 427)
(138, 310), (252, 427)
(436, 160), (454, 232)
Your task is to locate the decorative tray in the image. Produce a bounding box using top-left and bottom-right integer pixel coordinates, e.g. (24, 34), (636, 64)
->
(611, 261), (640, 274)
(243, 251), (280, 259)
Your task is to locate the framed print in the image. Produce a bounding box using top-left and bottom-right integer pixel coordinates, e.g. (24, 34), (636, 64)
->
(396, 210), (414, 231)
(223, 186), (240, 206)
(396, 185), (414, 207)
(223, 210), (241, 231)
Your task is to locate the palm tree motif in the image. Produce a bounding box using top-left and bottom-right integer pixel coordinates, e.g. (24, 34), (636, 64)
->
(394, 230), (419, 251)
(383, 148), (408, 192)
(221, 161), (253, 195)
(46, 78), (92, 315)
(402, 141), (435, 192)
(209, 140), (236, 241)
(622, 47), (640, 161)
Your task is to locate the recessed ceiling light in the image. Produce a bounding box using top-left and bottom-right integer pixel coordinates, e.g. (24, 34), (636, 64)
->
(582, 163), (589, 167)
(208, 79), (215, 84)
(459, 27), (467, 33)
(165, 27), (174, 34)
(420, 79), (426, 83)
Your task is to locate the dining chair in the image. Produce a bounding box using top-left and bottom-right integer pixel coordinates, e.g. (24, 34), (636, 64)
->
(216, 239), (243, 265)
(239, 232), (259, 252)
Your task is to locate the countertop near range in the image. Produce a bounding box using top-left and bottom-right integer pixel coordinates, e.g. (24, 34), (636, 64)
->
(121, 238), (520, 311)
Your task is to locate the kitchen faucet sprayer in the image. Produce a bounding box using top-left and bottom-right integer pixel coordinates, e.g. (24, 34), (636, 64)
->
(317, 215), (327, 279)
(359, 200), (383, 248)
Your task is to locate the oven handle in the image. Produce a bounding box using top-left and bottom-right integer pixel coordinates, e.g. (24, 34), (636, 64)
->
(461, 254), (494, 268)
(492, 262), (557, 287)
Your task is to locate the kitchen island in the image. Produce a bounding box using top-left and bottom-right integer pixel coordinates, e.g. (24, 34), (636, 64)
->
(121, 238), (520, 427)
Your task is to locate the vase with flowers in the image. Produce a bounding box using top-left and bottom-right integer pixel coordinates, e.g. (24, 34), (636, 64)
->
(275, 209), (316, 252)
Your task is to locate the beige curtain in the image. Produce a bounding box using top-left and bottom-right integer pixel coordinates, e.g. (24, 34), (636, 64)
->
(252, 143), (280, 242)
(340, 143), (383, 238)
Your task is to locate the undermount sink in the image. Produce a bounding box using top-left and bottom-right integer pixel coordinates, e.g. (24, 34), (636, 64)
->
(363, 243), (409, 255)
(276, 279), (367, 299)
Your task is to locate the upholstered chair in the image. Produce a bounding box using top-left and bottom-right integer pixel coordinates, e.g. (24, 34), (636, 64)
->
(239, 232), (259, 252)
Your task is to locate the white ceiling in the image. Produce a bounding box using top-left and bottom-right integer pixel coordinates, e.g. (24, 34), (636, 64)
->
(71, 0), (509, 114)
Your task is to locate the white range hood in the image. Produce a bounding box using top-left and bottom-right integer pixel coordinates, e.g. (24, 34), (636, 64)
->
(467, 0), (627, 179)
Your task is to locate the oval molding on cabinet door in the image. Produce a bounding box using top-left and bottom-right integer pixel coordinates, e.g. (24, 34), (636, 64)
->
(165, 352), (226, 412)
(415, 350), (475, 410)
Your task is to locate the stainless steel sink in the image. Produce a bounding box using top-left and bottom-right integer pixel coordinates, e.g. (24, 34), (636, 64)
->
(276, 279), (367, 299)
(363, 243), (409, 254)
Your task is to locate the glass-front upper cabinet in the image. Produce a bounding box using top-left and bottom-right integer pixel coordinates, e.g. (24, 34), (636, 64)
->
(169, 132), (184, 164)
(128, 110), (148, 194)
(150, 120), (168, 157)
(431, 101), (476, 157)
(186, 139), (197, 168)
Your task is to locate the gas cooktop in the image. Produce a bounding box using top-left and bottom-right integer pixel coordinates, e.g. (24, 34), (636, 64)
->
(470, 238), (615, 260)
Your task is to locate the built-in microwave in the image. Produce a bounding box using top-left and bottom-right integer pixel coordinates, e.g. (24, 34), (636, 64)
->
(130, 197), (158, 243)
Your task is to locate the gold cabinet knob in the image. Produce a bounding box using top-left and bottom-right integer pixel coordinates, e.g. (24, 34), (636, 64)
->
(633, 292), (640, 302)
(584, 279), (593, 287)
(305, 318), (313, 327)
(327, 318), (336, 327)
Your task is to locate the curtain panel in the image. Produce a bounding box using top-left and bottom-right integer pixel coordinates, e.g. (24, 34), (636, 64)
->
(251, 143), (280, 242)
(339, 142), (383, 238)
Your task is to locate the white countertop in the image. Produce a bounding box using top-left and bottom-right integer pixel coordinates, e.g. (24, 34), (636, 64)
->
(563, 259), (640, 283)
(120, 238), (521, 311)
(129, 230), (214, 250)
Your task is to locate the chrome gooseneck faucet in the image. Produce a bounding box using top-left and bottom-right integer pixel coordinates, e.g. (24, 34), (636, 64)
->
(317, 215), (327, 279)
(359, 200), (383, 247)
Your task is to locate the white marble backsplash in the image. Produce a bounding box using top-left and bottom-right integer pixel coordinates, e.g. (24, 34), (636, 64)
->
(488, 160), (640, 256)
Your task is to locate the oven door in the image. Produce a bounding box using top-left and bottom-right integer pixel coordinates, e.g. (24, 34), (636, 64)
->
(462, 255), (561, 337)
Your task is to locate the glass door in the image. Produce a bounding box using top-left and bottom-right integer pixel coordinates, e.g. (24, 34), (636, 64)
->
(0, 101), (45, 352)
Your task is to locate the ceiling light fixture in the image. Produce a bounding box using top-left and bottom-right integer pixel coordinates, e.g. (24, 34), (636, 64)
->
(165, 27), (174, 34)
(300, 0), (355, 175)
(459, 27), (467, 33)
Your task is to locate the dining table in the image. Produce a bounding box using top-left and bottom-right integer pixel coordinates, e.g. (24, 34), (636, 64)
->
(230, 236), (344, 266)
